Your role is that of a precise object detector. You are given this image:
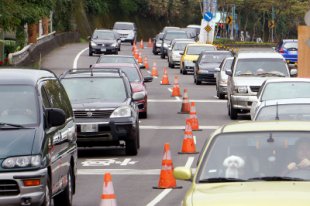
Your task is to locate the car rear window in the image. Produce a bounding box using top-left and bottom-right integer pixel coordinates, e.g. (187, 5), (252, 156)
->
(97, 56), (136, 64)
(187, 46), (216, 55)
(165, 32), (189, 41)
(61, 78), (127, 102)
(113, 23), (134, 30)
(283, 42), (298, 49)
(201, 53), (232, 63)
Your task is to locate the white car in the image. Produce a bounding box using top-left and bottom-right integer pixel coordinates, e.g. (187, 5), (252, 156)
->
(167, 39), (194, 68)
(113, 22), (137, 45)
(250, 78), (310, 119)
(215, 57), (234, 99)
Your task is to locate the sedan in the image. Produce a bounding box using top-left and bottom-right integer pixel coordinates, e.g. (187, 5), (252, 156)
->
(91, 63), (152, 118)
(215, 57), (234, 99)
(174, 121), (310, 206)
(167, 40), (194, 68)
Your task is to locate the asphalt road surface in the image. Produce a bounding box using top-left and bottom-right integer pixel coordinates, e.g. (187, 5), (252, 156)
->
(42, 42), (272, 206)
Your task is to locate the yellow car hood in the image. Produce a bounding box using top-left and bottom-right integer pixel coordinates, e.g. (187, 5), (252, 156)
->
(191, 182), (310, 206)
(184, 55), (199, 61)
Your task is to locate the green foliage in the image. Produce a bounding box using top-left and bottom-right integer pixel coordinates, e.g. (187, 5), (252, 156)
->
(84, 0), (109, 15)
(119, 0), (138, 15)
(53, 0), (73, 32)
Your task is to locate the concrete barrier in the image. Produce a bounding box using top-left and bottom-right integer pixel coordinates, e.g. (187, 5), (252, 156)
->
(9, 31), (80, 66)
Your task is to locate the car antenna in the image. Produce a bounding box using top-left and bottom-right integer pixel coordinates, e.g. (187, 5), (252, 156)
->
(90, 67), (93, 77)
(275, 102), (279, 120)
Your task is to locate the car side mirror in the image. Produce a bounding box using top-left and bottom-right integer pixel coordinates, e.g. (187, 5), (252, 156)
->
(139, 64), (145, 69)
(144, 76), (153, 82)
(193, 60), (197, 64)
(89, 64), (92, 68)
(214, 67), (220, 72)
(132, 91), (145, 101)
(225, 69), (232, 76)
(290, 68), (298, 77)
(180, 52), (184, 55)
(87, 36), (91, 40)
(47, 108), (66, 127)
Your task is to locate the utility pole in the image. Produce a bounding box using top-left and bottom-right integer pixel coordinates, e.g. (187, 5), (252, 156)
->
(230, 4), (235, 40)
(271, 5), (275, 42)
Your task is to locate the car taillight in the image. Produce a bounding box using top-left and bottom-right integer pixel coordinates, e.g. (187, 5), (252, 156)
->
(279, 48), (284, 53)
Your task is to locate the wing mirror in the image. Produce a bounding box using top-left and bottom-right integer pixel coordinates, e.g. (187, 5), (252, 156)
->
(132, 91), (145, 101)
(225, 69), (232, 76)
(144, 76), (153, 82)
(214, 67), (220, 72)
(47, 108), (66, 127)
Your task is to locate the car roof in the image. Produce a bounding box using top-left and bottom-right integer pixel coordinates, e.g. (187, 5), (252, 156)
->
(283, 39), (298, 42)
(92, 63), (137, 68)
(60, 68), (125, 79)
(236, 52), (284, 59)
(187, 43), (215, 47)
(261, 98), (310, 106)
(187, 24), (200, 28)
(213, 121), (310, 135)
(201, 50), (232, 54)
(114, 22), (134, 25)
(0, 68), (55, 85)
(263, 78), (310, 84)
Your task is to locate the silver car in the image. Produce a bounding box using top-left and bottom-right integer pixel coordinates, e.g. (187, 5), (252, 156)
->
(215, 57), (234, 99)
(167, 40), (194, 68)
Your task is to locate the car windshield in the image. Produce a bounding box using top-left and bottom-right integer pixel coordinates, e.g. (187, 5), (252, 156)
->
(234, 58), (289, 77)
(92, 31), (115, 40)
(165, 32), (188, 41)
(261, 82), (310, 101)
(173, 42), (191, 51)
(198, 132), (310, 183)
(0, 85), (38, 125)
(201, 53), (232, 63)
(283, 42), (298, 49)
(187, 46), (216, 55)
(97, 56), (136, 64)
(113, 23), (134, 30)
(255, 104), (310, 121)
(61, 78), (127, 103)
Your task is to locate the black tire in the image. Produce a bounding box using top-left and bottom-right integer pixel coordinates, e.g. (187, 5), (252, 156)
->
(139, 111), (147, 119)
(131, 41), (134, 45)
(54, 167), (73, 206)
(88, 49), (93, 56)
(229, 101), (238, 120)
(42, 176), (52, 206)
(126, 138), (138, 156)
(219, 93), (225, 99)
(170, 63), (175, 68)
(182, 69), (187, 75)
(118, 46), (121, 51)
(115, 51), (118, 55)
(196, 79), (201, 85)
(161, 53), (165, 59)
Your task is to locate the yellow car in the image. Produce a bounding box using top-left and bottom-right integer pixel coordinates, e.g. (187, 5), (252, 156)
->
(180, 43), (216, 75)
(174, 121), (310, 206)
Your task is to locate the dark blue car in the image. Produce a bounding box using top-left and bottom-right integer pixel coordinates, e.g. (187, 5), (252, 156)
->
(275, 39), (298, 64)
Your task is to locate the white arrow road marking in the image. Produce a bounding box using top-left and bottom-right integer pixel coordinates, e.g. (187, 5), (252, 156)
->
(81, 158), (138, 167)
(73, 47), (89, 69)
(146, 157), (195, 206)
(140, 125), (219, 130)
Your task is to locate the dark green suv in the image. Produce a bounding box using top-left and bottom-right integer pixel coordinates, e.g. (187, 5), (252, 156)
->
(0, 69), (77, 206)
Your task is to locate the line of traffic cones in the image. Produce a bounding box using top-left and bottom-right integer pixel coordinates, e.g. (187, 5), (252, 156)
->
(178, 88), (190, 114)
(171, 76), (182, 97)
(179, 119), (198, 154)
(151, 62), (158, 77)
(100, 173), (117, 206)
(138, 52), (143, 64)
(160, 67), (170, 85)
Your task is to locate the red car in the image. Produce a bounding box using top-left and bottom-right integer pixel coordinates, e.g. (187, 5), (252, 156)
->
(91, 63), (152, 118)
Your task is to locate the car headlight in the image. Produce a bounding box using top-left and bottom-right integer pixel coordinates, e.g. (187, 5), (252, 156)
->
(111, 43), (117, 47)
(91, 41), (97, 47)
(184, 60), (194, 67)
(2, 155), (42, 169)
(163, 43), (168, 48)
(236, 86), (248, 93)
(110, 106), (131, 118)
(127, 32), (134, 38)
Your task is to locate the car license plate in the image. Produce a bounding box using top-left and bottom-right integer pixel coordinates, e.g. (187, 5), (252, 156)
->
(81, 124), (98, 133)
(288, 51), (297, 55)
(101, 48), (106, 52)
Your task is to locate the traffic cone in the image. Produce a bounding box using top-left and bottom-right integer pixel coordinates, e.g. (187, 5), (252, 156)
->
(148, 38), (153, 48)
(100, 173), (117, 206)
(144, 57), (149, 70)
(134, 49), (139, 60)
(160, 67), (170, 85)
(188, 102), (201, 131)
(132, 43), (136, 52)
(153, 143), (182, 189)
(138, 52), (143, 64)
(179, 120), (199, 154)
(140, 39), (144, 49)
(151, 62), (158, 77)
(178, 89), (190, 114)
(171, 76), (181, 97)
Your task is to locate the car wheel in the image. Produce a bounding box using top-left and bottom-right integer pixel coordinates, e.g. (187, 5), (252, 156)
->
(131, 40), (134, 45)
(182, 69), (187, 75)
(88, 49), (93, 56)
(170, 63), (175, 68)
(139, 111), (147, 119)
(118, 46), (121, 51)
(42, 176), (52, 206)
(126, 138), (138, 156)
(54, 167), (73, 206)
(229, 101), (238, 120)
(219, 93), (225, 99)
(196, 80), (201, 85)
(161, 53), (165, 59)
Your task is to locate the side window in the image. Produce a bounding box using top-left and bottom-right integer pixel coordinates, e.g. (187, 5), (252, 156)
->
(41, 87), (51, 108)
(43, 80), (73, 119)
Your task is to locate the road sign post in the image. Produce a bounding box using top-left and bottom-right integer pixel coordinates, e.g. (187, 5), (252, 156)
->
(297, 26), (310, 77)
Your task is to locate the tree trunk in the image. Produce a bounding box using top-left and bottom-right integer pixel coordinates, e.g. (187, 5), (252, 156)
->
(28, 23), (37, 44)
(42, 17), (49, 35)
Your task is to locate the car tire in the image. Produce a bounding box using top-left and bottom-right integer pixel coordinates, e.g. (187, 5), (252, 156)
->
(229, 101), (238, 120)
(54, 167), (73, 206)
(219, 93), (225, 99)
(41, 176), (52, 206)
(139, 111), (147, 119)
(182, 69), (187, 75)
(118, 46), (121, 51)
(115, 51), (118, 55)
(126, 138), (138, 156)
(161, 53), (165, 59)
(88, 49), (93, 56)
(131, 41), (134, 45)
(196, 80), (201, 85)
(170, 63), (175, 68)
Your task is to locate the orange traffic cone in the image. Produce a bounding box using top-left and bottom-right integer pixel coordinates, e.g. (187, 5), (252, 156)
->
(179, 120), (198, 154)
(171, 76), (181, 97)
(132, 43), (136, 52)
(140, 39), (144, 49)
(178, 89), (191, 114)
(161, 67), (170, 85)
(153, 143), (182, 189)
(188, 102), (201, 131)
(138, 52), (143, 64)
(148, 38), (153, 48)
(134, 50), (139, 60)
(100, 173), (117, 206)
(151, 62), (158, 77)
(144, 57), (149, 70)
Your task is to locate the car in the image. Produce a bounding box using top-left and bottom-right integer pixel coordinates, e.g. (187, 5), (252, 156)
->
(274, 39), (298, 64)
(91, 63), (153, 118)
(180, 43), (217, 75)
(174, 121), (310, 206)
(153, 32), (164, 55)
(186, 24), (201, 38)
(167, 39), (195, 68)
(88, 29), (121, 56)
(160, 30), (191, 59)
(60, 68), (142, 155)
(226, 52), (297, 120)
(0, 68), (77, 206)
(253, 98), (310, 121)
(194, 50), (232, 85)
(113, 21), (137, 45)
(215, 57), (234, 99)
(161, 26), (180, 33)
(95, 54), (145, 69)
(250, 78), (310, 118)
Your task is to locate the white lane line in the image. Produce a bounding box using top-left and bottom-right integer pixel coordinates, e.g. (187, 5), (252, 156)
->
(73, 47), (89, 69)
(146, 157), (195, 206)
(140, 125), (219, 130)
(175, 96), (181, 101)
(193, 136), (197, 145)
(78, 169), (160, 175)
(168, 88), (172, 92)
(148, 99), (226, 103)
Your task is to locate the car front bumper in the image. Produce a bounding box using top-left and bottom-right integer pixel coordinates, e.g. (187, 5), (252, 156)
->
(0, 168), (48, 206)
(218, 85), (227, 94)
(90, 45), (118, 54)
(231, 94), (257, 111)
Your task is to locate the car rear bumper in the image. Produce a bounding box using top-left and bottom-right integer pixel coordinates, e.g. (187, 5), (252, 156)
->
(0, 168), (48, 206)
(196, 73), (216, 82)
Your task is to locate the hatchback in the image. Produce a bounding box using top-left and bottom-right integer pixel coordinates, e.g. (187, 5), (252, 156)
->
(275, 39), (298, 64)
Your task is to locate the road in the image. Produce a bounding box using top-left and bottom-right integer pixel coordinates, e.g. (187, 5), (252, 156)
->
(42, 42), (271, 206)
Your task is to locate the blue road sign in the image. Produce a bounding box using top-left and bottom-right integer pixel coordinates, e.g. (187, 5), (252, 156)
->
(204, 12), (213, 22)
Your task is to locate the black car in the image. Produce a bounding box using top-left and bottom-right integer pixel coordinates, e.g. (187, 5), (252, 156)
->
(88, 29), (121, 56)
(194, 51), (233, 85)
(152, 32), (164, 55)
(0, 68), (77, 206)
(60, 69), (142, 155)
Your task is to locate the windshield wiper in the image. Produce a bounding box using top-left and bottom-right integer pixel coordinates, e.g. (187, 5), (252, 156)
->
(256, 72), (286, 77)
(199, 177), (246, 183)
(0, 122), (25, 128)
(247, 176), (304, 181)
